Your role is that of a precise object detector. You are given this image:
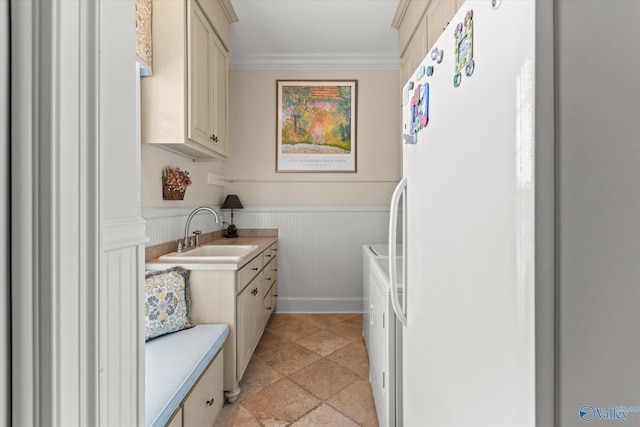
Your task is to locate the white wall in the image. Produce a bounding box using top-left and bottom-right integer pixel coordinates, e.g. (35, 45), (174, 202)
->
(100, 1), (148, 425)
(141, 144), (228, 208)
(0, 2), (8, 424)
(557, 1), (640, 423)
(226, 69), (401, 205)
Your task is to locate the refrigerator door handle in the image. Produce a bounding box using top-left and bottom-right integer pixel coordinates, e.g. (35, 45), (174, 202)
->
(389, 177), (407, 326)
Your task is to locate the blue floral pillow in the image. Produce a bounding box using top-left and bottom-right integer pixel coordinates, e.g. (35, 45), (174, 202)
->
(144, 267), (194, 341)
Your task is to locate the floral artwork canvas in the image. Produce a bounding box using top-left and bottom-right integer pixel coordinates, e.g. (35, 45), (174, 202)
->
(276, 80), (357, 172)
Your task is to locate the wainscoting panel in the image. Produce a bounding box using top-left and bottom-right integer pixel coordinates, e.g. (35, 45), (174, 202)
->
(144, 206), (225, 247)
(143, 205), (390, 313)
(101, 219), (147, 427)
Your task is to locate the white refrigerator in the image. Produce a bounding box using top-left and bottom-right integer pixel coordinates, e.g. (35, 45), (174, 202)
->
(389, 1), (640, 426)
(390, 3), (537, 425)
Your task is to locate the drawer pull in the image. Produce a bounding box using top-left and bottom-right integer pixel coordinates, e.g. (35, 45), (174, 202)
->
(266, 306), (272, 310)
(265, 254), (271, 257)
(273, 248), (278, 251)
(206, 398), (215, 406)
(251, 288), (258, 296)
(251, 267), (258, 271)
(265, 278), (272, 281)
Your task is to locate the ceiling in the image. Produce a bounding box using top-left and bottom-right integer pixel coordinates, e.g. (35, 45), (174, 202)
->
(228, 0), (400, 69)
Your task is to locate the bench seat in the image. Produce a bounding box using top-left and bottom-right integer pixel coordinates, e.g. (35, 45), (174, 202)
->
(145, 324), (229, 427)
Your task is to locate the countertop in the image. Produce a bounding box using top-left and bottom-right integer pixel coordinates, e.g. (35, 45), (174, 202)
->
(145, 230), (278, 271)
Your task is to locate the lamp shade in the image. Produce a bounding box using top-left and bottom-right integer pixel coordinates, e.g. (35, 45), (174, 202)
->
(221, 195), (243, 210)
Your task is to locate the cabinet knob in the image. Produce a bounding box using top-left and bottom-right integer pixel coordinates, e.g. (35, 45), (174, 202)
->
(206, 398), (214, 406)
(251, 267), (258, 271)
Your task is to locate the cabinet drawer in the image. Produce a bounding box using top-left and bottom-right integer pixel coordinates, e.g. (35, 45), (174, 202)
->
(262, 243), (276, 264)
(237, 255), (263, 293)
(183, 351), (224, 427)
(261, 260), (275, 298)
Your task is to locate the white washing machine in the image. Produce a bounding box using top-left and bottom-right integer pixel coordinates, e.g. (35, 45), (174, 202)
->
(362, 244), (401, 356)
(369, 257), (403, 427)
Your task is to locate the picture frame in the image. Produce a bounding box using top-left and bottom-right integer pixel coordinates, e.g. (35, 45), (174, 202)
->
(276, 80), (357, 172)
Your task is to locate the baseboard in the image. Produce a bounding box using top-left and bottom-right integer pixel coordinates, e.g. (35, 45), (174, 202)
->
(275, 297), (364, 314)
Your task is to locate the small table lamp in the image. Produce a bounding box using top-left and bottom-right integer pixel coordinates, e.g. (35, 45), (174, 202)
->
(221, 194), (243, 238)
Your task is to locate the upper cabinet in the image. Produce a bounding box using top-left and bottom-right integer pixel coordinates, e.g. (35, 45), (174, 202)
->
(394, 0), (462, 85)
(426, 0), (457, 51)
(141, 0), (238, 160)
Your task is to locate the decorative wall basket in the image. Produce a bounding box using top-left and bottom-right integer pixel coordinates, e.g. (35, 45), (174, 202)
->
(162, 166), (191, 201)
(162, 186), (185, 200)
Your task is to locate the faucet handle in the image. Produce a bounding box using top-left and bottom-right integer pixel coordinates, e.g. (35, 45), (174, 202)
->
(176, 239), (184, 253)
(193, 230), (202, 247)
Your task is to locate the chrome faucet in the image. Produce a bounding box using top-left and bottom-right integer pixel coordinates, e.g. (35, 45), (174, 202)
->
(180, 206), (220, 252)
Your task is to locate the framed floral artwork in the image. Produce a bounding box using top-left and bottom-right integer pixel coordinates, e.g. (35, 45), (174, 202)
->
(276, 80), (357, 172)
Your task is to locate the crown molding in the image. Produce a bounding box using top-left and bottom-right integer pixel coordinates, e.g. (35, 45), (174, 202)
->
(220, 0), (239, 23)
(230, 52), (400, 70)
(391, 0), (411, 29)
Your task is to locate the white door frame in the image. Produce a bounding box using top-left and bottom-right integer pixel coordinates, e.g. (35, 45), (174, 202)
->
(11, 1), (104, 425)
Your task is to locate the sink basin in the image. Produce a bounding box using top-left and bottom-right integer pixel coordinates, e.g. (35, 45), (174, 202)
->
(159, 245), (258, 262)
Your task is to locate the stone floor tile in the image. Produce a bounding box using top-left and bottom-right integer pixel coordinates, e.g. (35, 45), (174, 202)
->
(214, 403), (262, 427)
(216, 314), (377, 426)
(329, 320), (364, 341)
(327, 380), (380, 427)
(265, 313), (302, 330)
(269, 319), (320, 341)
(259, 340), (321, 376)
(237, 357), (283, 402)
(241, 378), (320, 425)
(326, 341), (370, 379)
(290, 404), (360, 427)
(297, 314), (352, 329)
(253, 329), (290, 358)
(295, 329), (352, 357)
(288, 358), (359, 400)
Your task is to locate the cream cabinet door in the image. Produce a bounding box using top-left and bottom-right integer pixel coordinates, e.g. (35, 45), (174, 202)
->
(236, 283), (254, 379)
(188, 1), (216, 150)
(400, 14), (427, 85)
(427, 0), (457, 51)
(188, 0), (228, 157)
(236, 277), (262, 379)
(183, 353), (224, 427)
(212, 36), (229, 157)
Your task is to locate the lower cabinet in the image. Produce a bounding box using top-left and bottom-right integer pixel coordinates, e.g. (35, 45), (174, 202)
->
(182, 352), (224, 427)
(236, 276), (262, 378)
(190, 241), (278, 402)
(261, 255), (278, 326)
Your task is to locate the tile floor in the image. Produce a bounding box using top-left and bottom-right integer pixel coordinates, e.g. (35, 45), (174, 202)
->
(214, 313), (379, 427)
